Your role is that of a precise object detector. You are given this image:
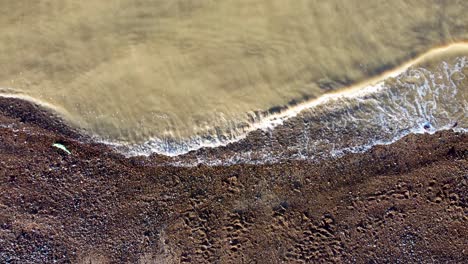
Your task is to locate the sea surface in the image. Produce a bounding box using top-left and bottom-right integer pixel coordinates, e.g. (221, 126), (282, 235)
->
(0, 1), (467, 161)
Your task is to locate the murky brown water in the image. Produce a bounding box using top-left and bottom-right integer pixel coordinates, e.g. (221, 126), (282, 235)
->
(0, 1), (467, 153)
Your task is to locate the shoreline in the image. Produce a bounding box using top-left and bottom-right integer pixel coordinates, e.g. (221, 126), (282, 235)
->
(1, 42), (468, 157)
(0, 97), (467, 262)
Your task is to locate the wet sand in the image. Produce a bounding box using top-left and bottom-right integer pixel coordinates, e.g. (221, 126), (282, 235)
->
(0, 97), (466, 263)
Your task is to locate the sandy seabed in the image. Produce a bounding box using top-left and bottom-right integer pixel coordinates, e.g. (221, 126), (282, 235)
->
(0, 97), (467, 263)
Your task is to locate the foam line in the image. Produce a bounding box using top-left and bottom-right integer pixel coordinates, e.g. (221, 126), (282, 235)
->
(127, 42), (468, 156)
(1, 42), (468, 157)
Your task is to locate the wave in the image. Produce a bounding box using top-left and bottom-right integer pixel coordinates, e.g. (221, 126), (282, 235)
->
(142, 55), (467, 166)
(116, 44), (468, 160)
(1, 43), (467, 165)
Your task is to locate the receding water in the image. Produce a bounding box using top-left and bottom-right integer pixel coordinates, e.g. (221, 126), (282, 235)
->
(0, 1), (467, 157)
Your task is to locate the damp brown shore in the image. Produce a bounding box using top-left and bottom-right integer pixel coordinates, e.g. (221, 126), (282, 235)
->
(0, 97), (467, 263)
